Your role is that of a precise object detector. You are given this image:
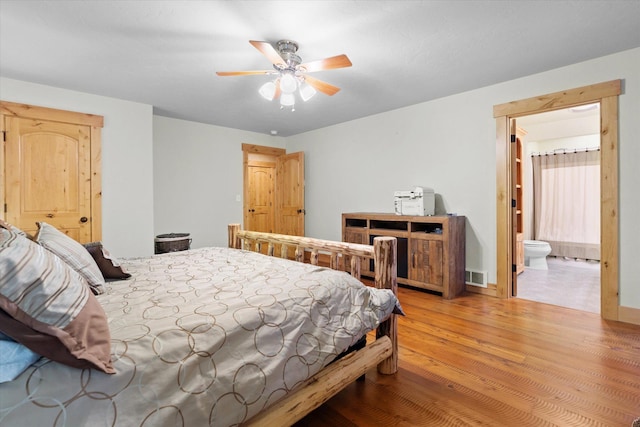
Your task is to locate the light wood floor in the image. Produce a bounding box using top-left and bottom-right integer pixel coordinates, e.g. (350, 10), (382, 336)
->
(295, 287), (640, 426)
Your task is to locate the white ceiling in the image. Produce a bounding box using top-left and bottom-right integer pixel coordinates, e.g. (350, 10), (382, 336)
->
(517, 104), (601, 141)
(1, 1), (638, 137)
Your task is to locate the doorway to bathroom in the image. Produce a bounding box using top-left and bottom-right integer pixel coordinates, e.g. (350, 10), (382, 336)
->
(514, 106), (601, 313)
(493, 79), (621, 322)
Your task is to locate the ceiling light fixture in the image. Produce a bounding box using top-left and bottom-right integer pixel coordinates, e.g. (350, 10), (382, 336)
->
(256, 40), (317, 111)
(259, 76), (317, 111)
(280, 73), (297, 94)
(217, 39), (351, 111)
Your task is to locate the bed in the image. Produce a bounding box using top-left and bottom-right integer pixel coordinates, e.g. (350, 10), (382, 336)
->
(0, 223), (399, 426)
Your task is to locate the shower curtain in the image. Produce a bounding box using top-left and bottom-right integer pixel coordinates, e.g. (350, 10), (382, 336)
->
(531, 149), (600, 260)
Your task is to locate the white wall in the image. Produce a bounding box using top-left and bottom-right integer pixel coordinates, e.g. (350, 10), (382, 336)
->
(526, 135), (600, 154)
(0, 77), (154, 257)
(3, 47), (637, 310)
(152, 116), (283, 248)
(286, 47), (640, 309)
(286, 88), (496, 282)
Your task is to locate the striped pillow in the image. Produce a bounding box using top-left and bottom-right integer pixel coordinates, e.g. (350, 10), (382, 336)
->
(35, 222), (106, 295)
(0, 228), (114, 374)
(0, 218), (29, 239)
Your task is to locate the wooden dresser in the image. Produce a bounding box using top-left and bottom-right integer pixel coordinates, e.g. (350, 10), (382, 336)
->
(342, 212), (466, 299)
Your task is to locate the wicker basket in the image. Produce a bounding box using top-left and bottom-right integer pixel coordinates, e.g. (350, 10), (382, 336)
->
(154, 233), (191, 254)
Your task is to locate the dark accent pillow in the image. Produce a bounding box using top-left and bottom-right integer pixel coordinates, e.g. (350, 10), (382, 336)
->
(84, 242), (131, 280)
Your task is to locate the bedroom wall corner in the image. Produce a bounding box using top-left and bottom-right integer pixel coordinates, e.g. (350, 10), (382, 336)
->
(152, 116), (281, 249)
(0, 77), (154, 258)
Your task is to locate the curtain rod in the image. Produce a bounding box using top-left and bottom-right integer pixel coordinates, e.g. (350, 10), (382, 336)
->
(531, 147), (600, 157)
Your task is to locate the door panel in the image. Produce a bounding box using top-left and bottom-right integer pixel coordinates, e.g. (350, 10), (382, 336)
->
(246, 162), (275, 234)
(242, 146), (305, 258)
(277, 151), (305, 237)
(5, 117), (92, 241)
(510, 119), (519, 295)
(410, 239), (444, 286)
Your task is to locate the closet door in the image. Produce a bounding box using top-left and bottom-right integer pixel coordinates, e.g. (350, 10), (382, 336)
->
(246, 160), (276, 234)
(276, 151), (304, 237)
(5, 117), (92, 241)
(242, 144), (305, 239)
(1, 101), (103, 244)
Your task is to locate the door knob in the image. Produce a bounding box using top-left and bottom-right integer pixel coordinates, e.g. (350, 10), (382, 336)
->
(80, 216), (88, 223)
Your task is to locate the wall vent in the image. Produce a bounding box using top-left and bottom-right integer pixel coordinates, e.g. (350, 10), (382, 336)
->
(465, 269), (487, 287)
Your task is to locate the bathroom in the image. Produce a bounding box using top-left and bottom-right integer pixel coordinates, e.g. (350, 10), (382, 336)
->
(515, 104), (601, 313)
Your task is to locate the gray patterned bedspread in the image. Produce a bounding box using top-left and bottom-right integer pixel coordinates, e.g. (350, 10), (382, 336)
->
(0, 247), (399, 426)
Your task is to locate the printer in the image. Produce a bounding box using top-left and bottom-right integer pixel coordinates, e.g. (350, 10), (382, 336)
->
(394, 187), (435, 216)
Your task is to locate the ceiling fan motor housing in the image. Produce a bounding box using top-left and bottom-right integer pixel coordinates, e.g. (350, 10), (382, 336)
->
(276, 40), (301, 69)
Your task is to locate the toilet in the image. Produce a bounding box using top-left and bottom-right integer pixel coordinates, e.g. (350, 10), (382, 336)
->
(524, 240), (552, 270)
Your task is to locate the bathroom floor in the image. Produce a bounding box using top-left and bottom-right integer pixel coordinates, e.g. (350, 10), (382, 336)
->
(516, 256), (601, 314)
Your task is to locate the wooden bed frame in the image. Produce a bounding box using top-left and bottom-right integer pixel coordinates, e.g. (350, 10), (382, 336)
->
(227, 224), (398, 426)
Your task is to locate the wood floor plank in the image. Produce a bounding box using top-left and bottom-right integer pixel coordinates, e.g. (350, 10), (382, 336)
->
(295, 287), (640, 426)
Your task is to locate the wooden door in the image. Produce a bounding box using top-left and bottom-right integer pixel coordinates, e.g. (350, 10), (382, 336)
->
(2, 106), (102, 243)
(246, 161), (275, 234)
(343, 228), (367, 245)
(242, 144), (305, 241)
(510, 119), (519, 295)
(276, 151), (304, 236)
(343, 226), (368, 274)
(409, 238), (444, 287)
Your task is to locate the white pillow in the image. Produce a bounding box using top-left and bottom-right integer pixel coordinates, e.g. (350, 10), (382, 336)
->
(0, 218), (29, 238)
(35, 222), (106, 295)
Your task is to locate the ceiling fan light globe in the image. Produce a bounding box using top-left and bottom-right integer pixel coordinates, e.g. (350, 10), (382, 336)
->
(280, 73), (298, 94)
(280, 93), (295, 107)
(300, 83), (317, 102)
(259, 81), (277, 100)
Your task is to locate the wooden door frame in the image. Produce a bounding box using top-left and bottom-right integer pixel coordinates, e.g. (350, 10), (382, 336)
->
(493, 80), (621, 321)
(0, 101), (103, 240)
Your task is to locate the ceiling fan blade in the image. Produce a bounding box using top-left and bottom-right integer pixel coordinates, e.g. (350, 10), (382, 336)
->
(249, 40), (286, 67)
(304, 75), (341, 96)
(299, 54), (352, 73)
(216, 70), (273, 76)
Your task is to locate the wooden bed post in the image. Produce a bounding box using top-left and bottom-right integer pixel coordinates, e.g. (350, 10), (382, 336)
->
(374, 236), (398, 375)
(228, 223), (241, 249)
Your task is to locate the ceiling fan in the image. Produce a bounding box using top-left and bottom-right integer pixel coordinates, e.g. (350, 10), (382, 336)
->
(216, 40), (352, 109)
